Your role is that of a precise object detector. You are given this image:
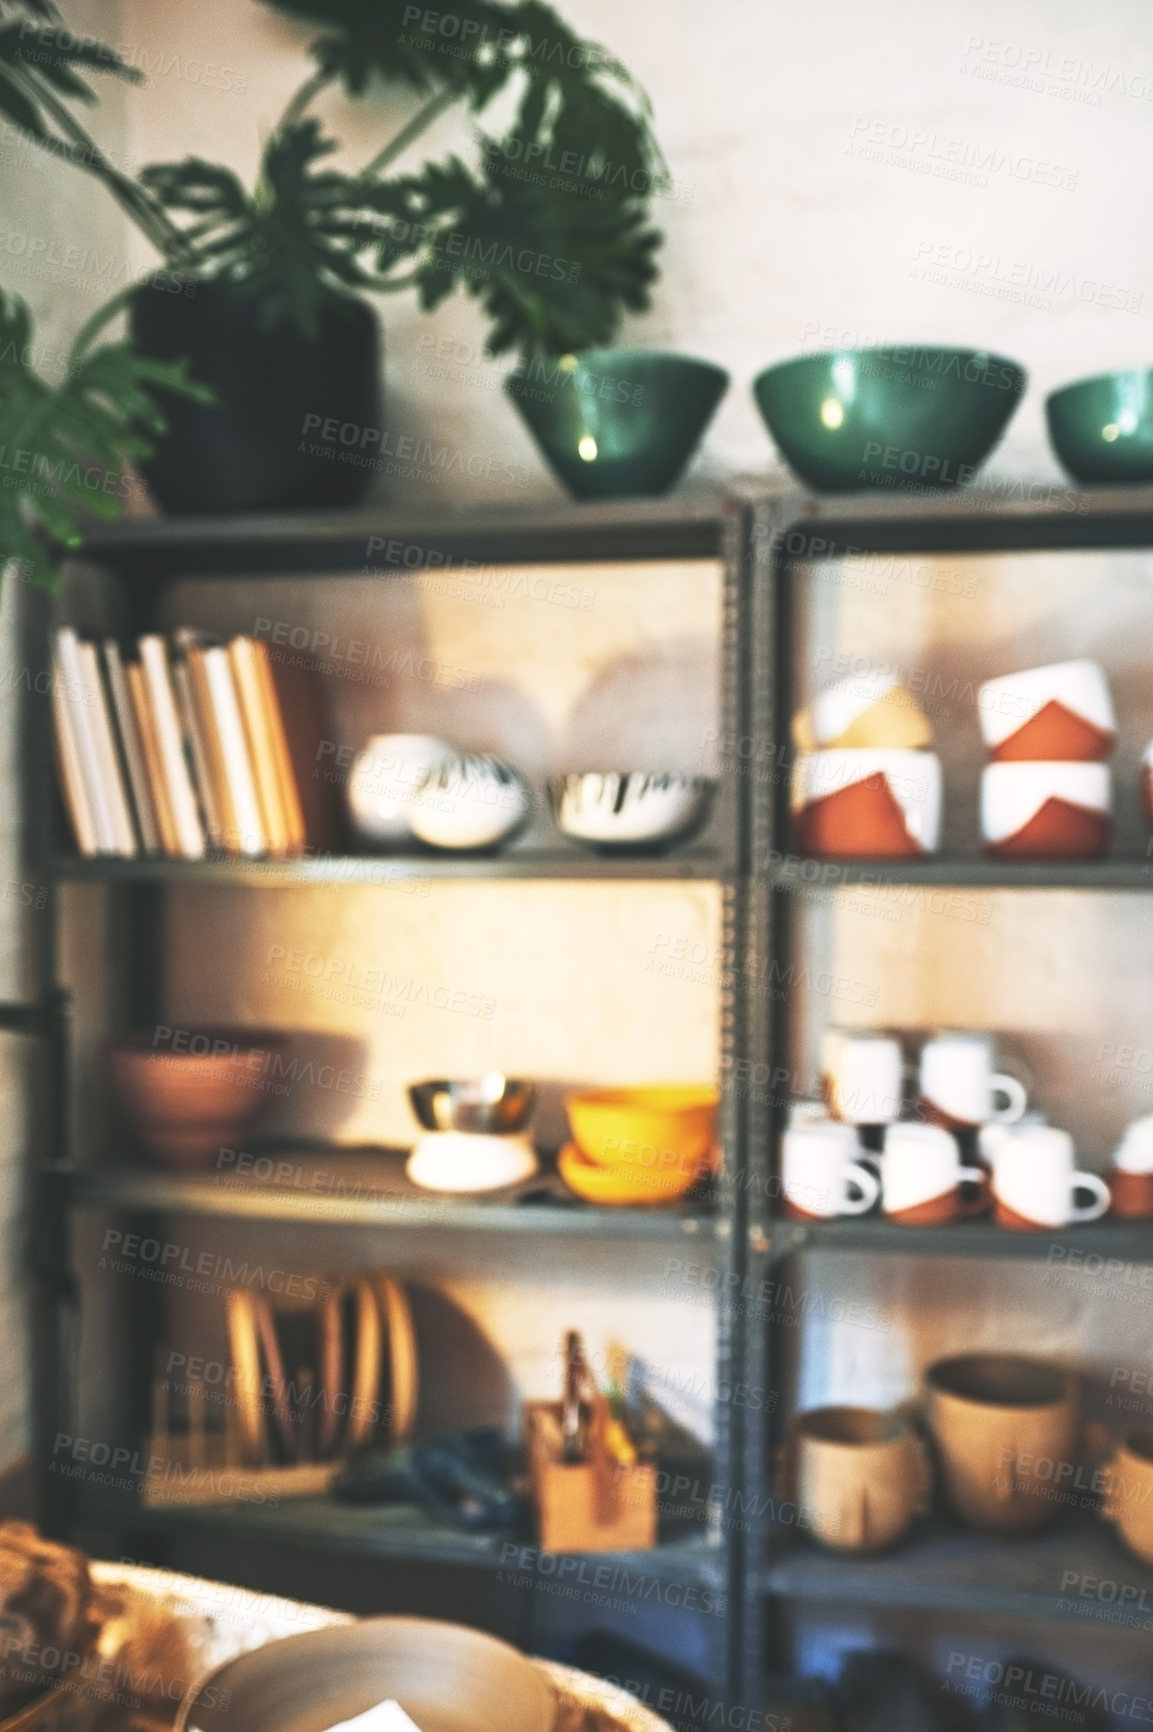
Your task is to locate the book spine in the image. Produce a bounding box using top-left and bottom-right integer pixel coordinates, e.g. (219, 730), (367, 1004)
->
(229, 638), (288, 856)
(126, 662), (180, 857)
(202, 647), (266, 857)
(54, 628), (115, 852)
(103, 641), (160, 855)
(139, 635), (206, 860)
(172, 656), (224, 851)
(50, 649), (99, 856)
(77, 640), (137, 857)
(251, 642), (307, 854)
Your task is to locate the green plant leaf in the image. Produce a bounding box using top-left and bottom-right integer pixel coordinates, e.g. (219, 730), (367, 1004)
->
(143, 0), (665, 352)
(0, 289), (212, 591)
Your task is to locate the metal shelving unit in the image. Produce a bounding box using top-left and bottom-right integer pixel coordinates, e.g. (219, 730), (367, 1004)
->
(37, 493), (759, 1705)
(33, 479), (1153, 1710)
(738, 479), (1153, 1708)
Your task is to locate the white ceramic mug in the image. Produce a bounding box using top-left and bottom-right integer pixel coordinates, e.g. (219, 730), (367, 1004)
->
(822, 1029), (904, 1127)
(990, 1124), (1110, 1230)
(918, 1032), (1028, 1130)
(781, 1121), (880, 1220)
(880, 1122), (987, 1225)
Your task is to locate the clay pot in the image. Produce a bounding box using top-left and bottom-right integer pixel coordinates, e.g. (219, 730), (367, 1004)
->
(1101, 1430), (1153, 1565)
(925, 1353), (1078, 1534)
(781, 1405), (931, 1553)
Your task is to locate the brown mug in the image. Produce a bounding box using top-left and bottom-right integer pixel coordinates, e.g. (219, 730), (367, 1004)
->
(779, 1405), (932, 1553)
(925, 1354), (1078, 1534)
(1101, 1430), (1153, 1566)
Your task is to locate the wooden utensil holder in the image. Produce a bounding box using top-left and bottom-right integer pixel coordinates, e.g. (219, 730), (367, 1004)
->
(524, 1400), (657, 1552)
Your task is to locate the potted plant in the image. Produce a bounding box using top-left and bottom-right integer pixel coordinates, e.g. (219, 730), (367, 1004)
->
(124, 0), (667, 513)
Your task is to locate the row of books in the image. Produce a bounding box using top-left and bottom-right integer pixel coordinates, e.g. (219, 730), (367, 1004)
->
(52, 628), (336, 859)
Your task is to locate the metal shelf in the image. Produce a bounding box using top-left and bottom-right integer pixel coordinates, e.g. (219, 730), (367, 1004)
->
(769, 1214), (1153, 1263)
(766, 857), (1153, 892)
(72, 494), (740, 578)
(762, 1511), (1151, 1624)
(757, 477), (1153, 555)
(72, 1486), (725, 1582)
(66, 1159), (719, 1239)
(53, 848), (730, 886)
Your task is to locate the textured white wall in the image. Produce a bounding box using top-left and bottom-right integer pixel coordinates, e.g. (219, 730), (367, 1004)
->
(106, 0), (1153, 506)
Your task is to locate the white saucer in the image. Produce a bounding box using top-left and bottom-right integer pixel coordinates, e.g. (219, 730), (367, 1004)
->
(405, 1130), (540, 1194)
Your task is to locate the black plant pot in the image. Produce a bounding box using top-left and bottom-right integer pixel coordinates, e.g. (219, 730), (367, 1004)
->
(129, 278), (382, 514)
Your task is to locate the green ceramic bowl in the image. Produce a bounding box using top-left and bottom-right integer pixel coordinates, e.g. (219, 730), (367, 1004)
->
(505, 348), (729, 499)
(752, 347), (1026, 493)
(1046, 370), (1153, 483)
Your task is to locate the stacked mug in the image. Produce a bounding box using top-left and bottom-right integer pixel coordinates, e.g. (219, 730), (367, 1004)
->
(977, 660), (1116, 860)
(781, 1028), (1110, 1230)
(790, 673), (942, 859)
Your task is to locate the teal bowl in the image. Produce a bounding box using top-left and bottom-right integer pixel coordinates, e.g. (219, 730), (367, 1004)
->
(505, 349), (729, 499)
(1046, 371), (1153, 483)
(752, 347), (1026, 492)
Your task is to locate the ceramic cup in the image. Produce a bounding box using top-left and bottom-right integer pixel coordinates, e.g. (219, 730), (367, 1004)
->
(925, 1353), (1079, 1534)
(978, 1111), (1047, 1165)
(801, 673), (933, 753)
(822, 1029), (904, 1127)
(1108, 1114), (1153, 1219)
(918, 1031), (1028, 1130)
(980, 761), (1112, 861)
(880, 1122), (988, 1225)
(346, 734), (455, 844)
(1102, 1430), (1153, 1565)
(792, 749), (942, 858)
(977, 660), (1116, 763)
(780, 1121), (880, 1221)
(782, 1406), (932, 1553)
(989, 1124), (1110, 1230)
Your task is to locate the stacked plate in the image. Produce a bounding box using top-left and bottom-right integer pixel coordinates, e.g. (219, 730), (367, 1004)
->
(225, 1275), (418, 1465)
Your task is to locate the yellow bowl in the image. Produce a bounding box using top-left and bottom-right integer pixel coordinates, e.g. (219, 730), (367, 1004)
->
(565, 1085), (719, 1177)
(557, 1142), (699, 1207)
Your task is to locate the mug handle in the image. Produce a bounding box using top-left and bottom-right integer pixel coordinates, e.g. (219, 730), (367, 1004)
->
(841, 1161), (881, 1217)
(989, 1073), (1028, 1124)
(1070, 1171), (1111, 1224)
(955, 1166), (991, 1219)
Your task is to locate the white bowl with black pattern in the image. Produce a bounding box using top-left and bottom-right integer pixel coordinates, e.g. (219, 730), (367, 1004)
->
(409, 753), (531, 851)
(550, 771), (717, 853)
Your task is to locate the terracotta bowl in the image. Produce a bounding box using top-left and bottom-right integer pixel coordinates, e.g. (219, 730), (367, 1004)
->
(175, 1616), (556, 1732)
(106, 1028), (288, 1170)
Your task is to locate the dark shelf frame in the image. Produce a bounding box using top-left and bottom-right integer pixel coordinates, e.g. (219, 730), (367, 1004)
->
(37, 480), (1153, 1708)
(42, 491), (757, 1706)
(736, 478), (1153, 1706)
